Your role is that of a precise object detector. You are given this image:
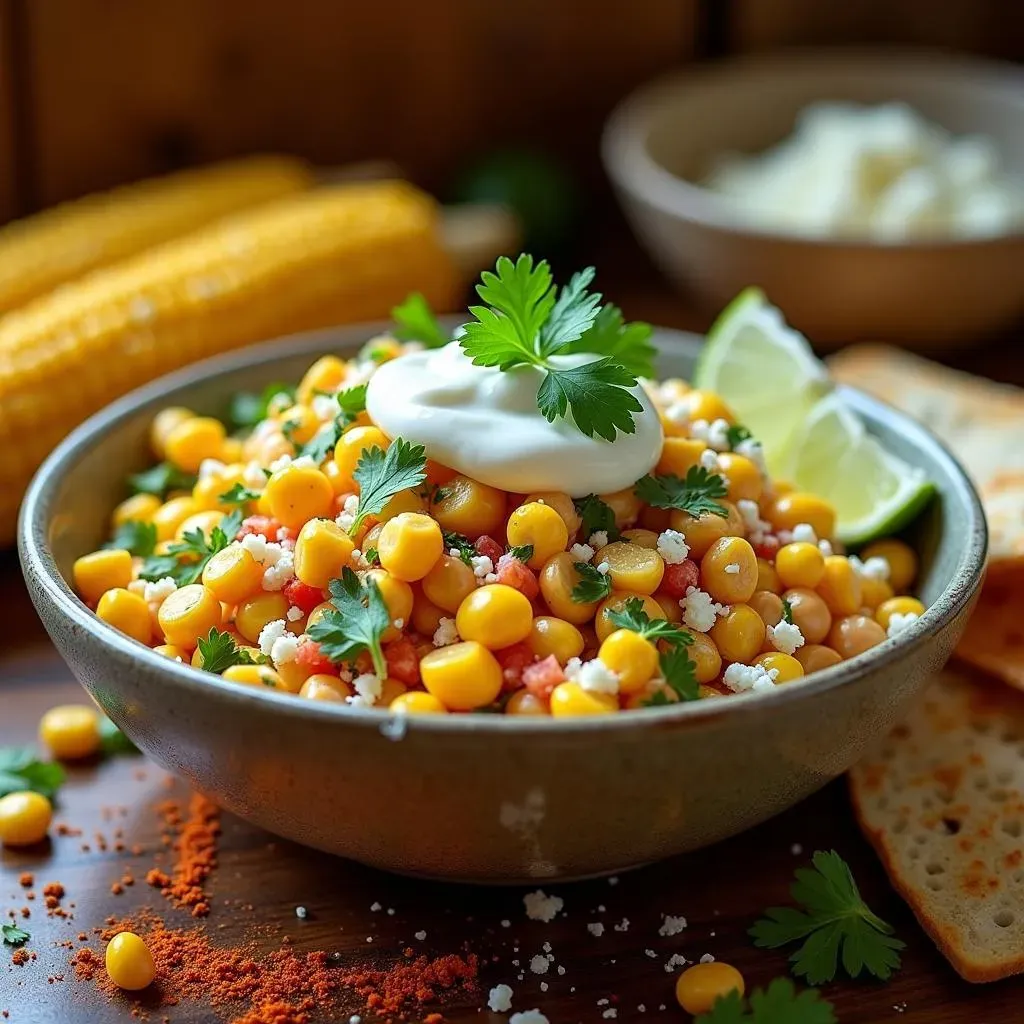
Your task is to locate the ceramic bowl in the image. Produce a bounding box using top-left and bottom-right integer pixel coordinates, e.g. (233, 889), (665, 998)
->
(20, 323), (986, 883)
(602, 49), (1024, 349)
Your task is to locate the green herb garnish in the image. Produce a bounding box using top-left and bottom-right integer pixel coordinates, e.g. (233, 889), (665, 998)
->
(659, 646), (699, 702)
(443, 532), (477, 567)
(607, 596), (694, 647)
(228, 383), (296, 430)
(128, 462), (196, 498)
(308, 568), (391, 678)
(139, 508), (242, 586)
(295, 384), (368, 464)
(507, 545), (534, 564)
(2, 924), (30, 946)
(725, 424), (754, 449)
(573, 494), (619, 541)
(98, 717), (138, 756)
(348, 438), (427, 536)
(392, 293), (450, 349)
(782, 599), (794, 625)
(218, 483), (262, 508)
(363, 547), (380, 567)
(634, 466), (729, 519)
(570, 561), (612, 603)
(105, 520), (157, 557)
(697, 978), (835, 1024)
(0, 748), (65, 800)
(561, 303), (656, 378)
(196, 627), (262, 675)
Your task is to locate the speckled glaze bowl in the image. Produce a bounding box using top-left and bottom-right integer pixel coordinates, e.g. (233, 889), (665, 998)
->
(20, 324), (985, 883)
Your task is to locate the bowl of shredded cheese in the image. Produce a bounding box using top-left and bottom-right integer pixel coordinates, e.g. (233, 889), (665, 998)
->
(603, 48), (1024, 349)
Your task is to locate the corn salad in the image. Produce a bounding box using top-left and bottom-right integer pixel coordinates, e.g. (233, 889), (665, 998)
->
(72, 339), (926, 716)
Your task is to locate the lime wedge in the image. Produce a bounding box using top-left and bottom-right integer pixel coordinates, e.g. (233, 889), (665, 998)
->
(694, 288), (831, 475)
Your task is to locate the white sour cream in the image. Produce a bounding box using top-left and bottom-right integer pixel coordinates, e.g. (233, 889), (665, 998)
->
(365, 342), (663, 496)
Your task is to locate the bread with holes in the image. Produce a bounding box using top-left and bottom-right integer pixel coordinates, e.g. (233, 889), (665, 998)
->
(850, 667), (1024, 982)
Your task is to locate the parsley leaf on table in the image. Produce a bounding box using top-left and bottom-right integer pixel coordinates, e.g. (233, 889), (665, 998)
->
(507, 544), (534, 564)
(196, 627), (262, 675)
(443, 532), (477, 567)
(536, 358), (643, 443)
(658, 646), (699, 702)
(726, 424), (754, 449)
(218, 483), (262, 508)
(98, 716), (138, 756)
(228, 383), (295, 431)
(564, 303), (657, 378)
(634, 466), (729, 519)
(750, 850), (904, 984)
(139, 508), (242, 586)
(105, 520), (157, 557)
(607, 596), (694, 647)
(2, 924), (30, 946)
(571, 562), (612, 603)
(0, 748), (65, 800)
(696, 978), (835, 1024)
(349, 438), (427, 535)
(573, 494), (619, 541)
(392, 293), (450, 349)
(308, 568), (391, 678)
(128, 462), (196, 498)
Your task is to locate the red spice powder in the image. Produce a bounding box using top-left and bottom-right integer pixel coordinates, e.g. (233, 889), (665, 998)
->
(18, 873), (33, 888)
(42, 882), (65, 900)
(147, 794), (219, 916)
(11, 950), (29, 966)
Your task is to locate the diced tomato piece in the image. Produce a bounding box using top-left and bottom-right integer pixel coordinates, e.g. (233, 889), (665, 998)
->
(522, 655), (565, 700)
(384, 638), (420, 685)
(474, 535), (503, 563)
(283, 579), (322, 615)
(754, 535), (780, 560)
(237, 515), (282, 541)
(496, 554), (539, 600)
(660, 559), (699, 599)
(496, 641), (535, 691)
(294, 639), (336, 675)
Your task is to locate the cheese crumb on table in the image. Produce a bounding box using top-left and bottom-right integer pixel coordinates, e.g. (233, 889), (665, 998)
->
(587, 922), (605, 937)
(658, 914), (688, 937)
(488, 984), (514, 1012)
(509, 1012), (550, 1024)
(523, 890), (564, 923)
(529, 954), (550, 975)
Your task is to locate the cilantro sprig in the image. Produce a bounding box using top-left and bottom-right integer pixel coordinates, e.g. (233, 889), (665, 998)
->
(573, 494), (619, 541)
(0, 748), (65, 800)
(634, 466), (729, 519)
(781, 599), (794, 625)
(659, 646), (699, 702)
(128, 462), (196, 498)
(2, 924), (30, 946)
(348, 438), (427, 536)
(105, 520), (157, 557)
(696, 978), (835, 1024)
(218, 483), (261, 508)
(507, 544), (534, 564)
(295, 384), (368, 464)
(196, 628), (263, 674)
(726, 424), (754, 449)
(139, 509), (242, 586)
(457, 255), (650, 441)
(443, 532), (476, 567)
(608, 597), (694, 647)
(750, 850), (904, 984)
(307, 568), (391, 678)
(392, 293), (450, 349)
(571, 562), (612, 603)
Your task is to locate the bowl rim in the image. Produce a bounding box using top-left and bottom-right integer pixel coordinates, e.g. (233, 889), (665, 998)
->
(19, 321), (988, 736)
(602, 45), (1024, 250)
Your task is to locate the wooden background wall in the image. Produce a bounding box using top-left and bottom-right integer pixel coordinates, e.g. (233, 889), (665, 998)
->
(0, 0), (1020, 225)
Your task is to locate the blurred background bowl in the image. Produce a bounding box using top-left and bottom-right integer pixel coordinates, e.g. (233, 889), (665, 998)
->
(603, 49), (1024, 350)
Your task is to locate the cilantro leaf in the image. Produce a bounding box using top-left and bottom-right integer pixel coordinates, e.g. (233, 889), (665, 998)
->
(566, 303), (657, 378)
(696, 979), (835, 1024)
(0, 748), (65, 800)
(363, 547), (380, 566)
(571, 562), (612, 603)
(660, 645), (699, 701)
(536, 267), (602, 357)
(726, 424), (754, 449)
(218, 483), (261, 508)
(128, 462), (196, 498)
(350, 438), (427, 534)
(573, 494), (619, 541)
(2, 924), (30, 946)
(443, 532), (476, 567)
(139, 508), (242, 586)
(750, 850), (904, 984)
(295, 384), (368, 465)
(607, 596), (693, 647)
(228, 383), (295, 430)
(782, 599), (794, 625)
(196, 627), (261, 674)
(335, 383), (368, 425)
(392, 293), (449, 349)
(307, 568), (390, 678)
(634, 466), (729, 519)
(507, 544), (534, 564)
(537, 358), (642, 441)
(105, 520), (157, 557)
(99, 716), (138, 756)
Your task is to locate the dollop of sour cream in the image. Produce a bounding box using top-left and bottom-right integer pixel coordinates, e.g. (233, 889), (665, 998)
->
(366, 343), (663, 496)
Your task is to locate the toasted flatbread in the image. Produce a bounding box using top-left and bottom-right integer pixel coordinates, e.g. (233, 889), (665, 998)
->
(953, 562), (1024, 691)
(850, 667), (1024, 982)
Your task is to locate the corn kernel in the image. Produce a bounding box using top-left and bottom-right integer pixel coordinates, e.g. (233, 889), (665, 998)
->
(717, 452), (762, 503)
(164, 416), (227, 473)
(97, 588), (152, 644)
(754, 651), (805, 683)
(334, 425), (389, 488)
(507, 501), (570, 568)
(456, 584), (533, 650)
(105, 932), (156, 991)
(422, 554), (476, 613)
(767, 492), (836, 539)
(421, 641), (502, 710)
(861, 538), (918, 593)
(700, 536), (757, 604)
(112, 493), (161, 527)
(539, 552), (600, 625)
(0, 791), (52, 846)
(378, 512), (443, 582)
(293, 519), (355, 590)
(430, 475), (506, 539)
(39, 704), (101, 759)
(875, 595), (926, 630)
(298, 355), (347, 404)
(775, 542), (826, 589)
(222, 664), (283, 688)
(528, 616), (585, 664)
(817, 556), (863, 616)
(202, 543), (265, 604)
(598, 541), (665, 595)
(74, 549), (133, 604)
(656, 437), (706, 477)
(151, 496), (198, 541)
(709, 604), (765, 663)
(549, 681), (617, 717)
(235, 592), (289, 643)
(595, 592), (664, 643)
(157, 584), (223, 649)
(150, 407), (193, 459)
(300, 674), (353, 701)
(598, 629), (659, 694)
(390, 691), (448, 714)
(264, 464), (334, 529)
(675, 962), (744, 1015)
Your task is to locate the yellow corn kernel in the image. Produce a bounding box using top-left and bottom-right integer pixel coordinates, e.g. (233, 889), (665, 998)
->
(680, 389), (735, 425)
(277, 404), (319, 445)
(767, 492), (837, 539)
(549, 681), (618, 717)
(754, 651), (805, 684)
(595, 592), (664, 643)
(234, 592), (289, 643)
(298, 355), (347, 404)
(860, 576), (894, 610)
(390, 691), (448, 715)
(795, 644), (843, 674)
(817, 556), (863, 616)
(175, 509), (224, 542)
(656, 437), (706, 477)
(421, 554), (476, 613)
(716, 453), (762, 503)
(97, 588), (152, 644)
(0, 791), (52, 847)
(861, 538), (918, 593)
(164, 416), (227, 474)
(153, 643), (188, 662)
(653, 591), (684, 623)
(528, 616), (584, 664)
(151, 496), (199, 542)
(191, 465), (245, 511)
(784, 587), (833, 645)
(875, 595), (926, 630)
(334, 425), (389, 488)
(411, 594), (446, 636)
(74, 548), (133, 604)
(274, 658), (314, 694)
(775, 542), (826, 590)
(202, 544), (264, 604)
(523, 492), (580, 536)
(623, 679), (681, 709)
(378, 512), (443, 582)
(507, 502), (569, 569)
(264, 464), (334, 529)
(39, 704), (101, 759)
(378, 677), (408, 706)
(748, 590), (783, 629)
(675, 962), (745, 1015)
(600, 488), (643, 529)
(620, 528), (659, 550)
(365, 568), (414, 641)
(598, 629), (659, 694)
(112, 493), (161, 527)
(322, 459), (352, 496)
(539, 552), (599, 625)
(293, 518), (355, 590)
(598, 541), (665, 595)
(756, 557), (782, 594)
(150, 407), (194, 459)
(828, 614), (887, 659)
(455, 584), (533, 650)
(222, 664), (283, 689)
(700, 536), (757, 605)
(299, 674), (353, 701)
(305, 600), (334, 631)
(505, 690), (551, 715)
(105, 931), (156, 991)
(670, 500), (744, 559)
(709, 604), (765, 664)
(689, 632), (722, 684)
(698, 684), (724, 699)
(420, 641), (502, 710)
(430, 475), (506, 539)
(157, 584), (223, 649)
(377, 488), (427, 525)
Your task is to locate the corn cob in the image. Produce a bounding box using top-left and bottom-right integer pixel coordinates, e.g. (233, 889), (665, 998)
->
(0, 156), (313, 316)
(0, 179), (458, 542)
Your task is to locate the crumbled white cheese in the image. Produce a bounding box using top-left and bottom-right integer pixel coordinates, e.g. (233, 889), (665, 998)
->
(198, 458), (227, 481)
(243, 461), (268, 491)
(524, 891), (564, 923)
(268, 454), (293, 474)
(471, 555), (495, 580)
(700, 953), (716, 964)
(694, 418), (731, 451)
(587, 922), (605, 937)
(351, 673), (382, 706)
(887, 612), (920, 638)
(849, 554), (891, 580)
(270, 633), (301, 666)
(658, 915), (688, 937)
(570, 543), (596, 563)
(335, 494), (361, 533)
(568, 658), (620, 695)
(596, 561), (610, 575)
(242, 534), (287, 568)
(723, 562), (740, 575)
(818, 539), (835, 557)
(286, 605), (304, 622)
(262, 550), (295, 591)
(681, 587), (729, 633)
(127, 579), (148, 597)
(613, 918), (630, 932)
(737, 498), (772, 541)
(312, 394), (339, 421)
(768, 620), (805, 655)
(509, 1012), (549, 1024)
(699, 448), (721, 472)
(488, 984), (514, 1012)
(656, 530), (689, 565)
(529, 955), (550, 975)
(664, 953), (688, 973)
(791, 523), (818, 544)
(414, 930), (427, 941)
(291, 455), (317, 470)
(588, 531), (609, 549)
(143, 576), (177, 605)
(664, 401), (690, 426)
(602, 1011), (617, 1020)
(723, 662), (779, 693)
(258, 619), (288, 657)
(432, 617), (459, 647)
(734, 437), (767, 474)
